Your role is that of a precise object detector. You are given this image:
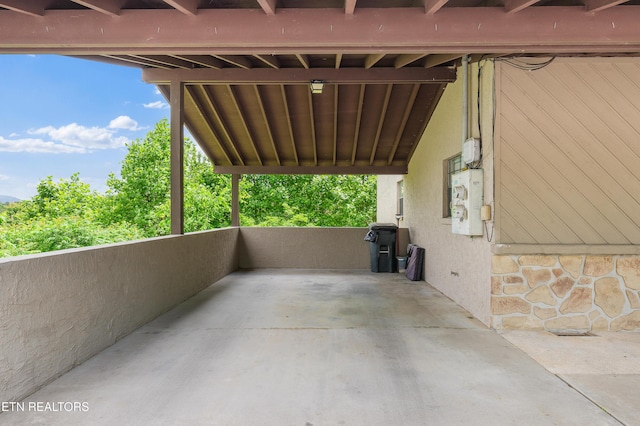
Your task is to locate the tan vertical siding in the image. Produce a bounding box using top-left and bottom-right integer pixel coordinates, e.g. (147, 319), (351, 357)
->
(497, 59), (640, 245)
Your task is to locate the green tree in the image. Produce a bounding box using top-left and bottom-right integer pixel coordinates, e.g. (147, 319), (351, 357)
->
(103, 119), (231, 237)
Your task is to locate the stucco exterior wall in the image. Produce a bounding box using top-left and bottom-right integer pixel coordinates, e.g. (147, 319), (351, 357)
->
(378, 62), (495, 325)
(238, 227), (369, 269)
(0, 228), (239, 403)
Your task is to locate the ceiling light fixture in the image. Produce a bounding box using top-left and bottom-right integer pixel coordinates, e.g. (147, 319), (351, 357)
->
(309, 80), (325, 94)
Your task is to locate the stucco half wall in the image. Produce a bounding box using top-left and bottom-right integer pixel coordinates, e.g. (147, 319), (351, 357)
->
(0, 228), (239, 403)
(238, 227), (370, 269)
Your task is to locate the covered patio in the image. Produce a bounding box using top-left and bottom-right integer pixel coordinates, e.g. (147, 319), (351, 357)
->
(0, 268), (626, 425)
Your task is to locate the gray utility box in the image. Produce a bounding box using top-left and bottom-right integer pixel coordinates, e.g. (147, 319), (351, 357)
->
(367, 223), (398, 273)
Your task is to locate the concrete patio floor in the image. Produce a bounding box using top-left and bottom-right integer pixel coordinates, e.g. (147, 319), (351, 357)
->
(1, 269), (632, 425)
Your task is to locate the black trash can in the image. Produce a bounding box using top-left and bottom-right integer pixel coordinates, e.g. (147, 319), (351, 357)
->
(366, 223), (398, 272)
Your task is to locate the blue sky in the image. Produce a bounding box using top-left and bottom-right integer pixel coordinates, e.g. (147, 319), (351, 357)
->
(0, 55), (171, 199)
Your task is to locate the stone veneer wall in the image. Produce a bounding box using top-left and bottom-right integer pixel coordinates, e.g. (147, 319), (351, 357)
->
(491, 255), (640, 331)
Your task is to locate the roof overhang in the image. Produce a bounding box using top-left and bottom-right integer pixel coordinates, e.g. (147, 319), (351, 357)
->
(2, 1), (640, 174)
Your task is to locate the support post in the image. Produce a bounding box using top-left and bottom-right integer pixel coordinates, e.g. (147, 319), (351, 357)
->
(231, 174), (240, 227)
(170, 80), (184, 235)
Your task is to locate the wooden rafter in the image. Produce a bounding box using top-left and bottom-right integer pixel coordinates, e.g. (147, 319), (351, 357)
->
(388, 84), (420, 165)
(202, 86), (245, 166)
(296, 54), (310, 69)
(280, 85), (299, 166)
(253, 86), (281, 166)
(584, 0), (629, 12)
(0, 0), (44, 17)
(424, 0), (449, 15)
(369, 84), (393, 165)
(169, 55), (224, 69)
(345, 0), (357, 15)
(227, 86), (263, 166)
(365, 54), (385, 69)
(69, 0), (123, 17)
(212, 55), (252, 69)
(185, 86), (234, 165)
(395, 54), (427, 68)
(350, 84), (366, 166)
(504, 0), (541, 14)
(253, 55), (280, 69)
(162, 0), (199, 16)
(257, 0), (277, 15)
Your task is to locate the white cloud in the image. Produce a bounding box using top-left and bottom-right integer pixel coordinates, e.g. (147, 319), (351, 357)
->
(109, 115), (144, 131)
(143, 100), (169, 109)
(29, 123), (128, 150)
(0, 136), (86, 154)
(154, 87), (162, 95)
(0, 174), (9, 181)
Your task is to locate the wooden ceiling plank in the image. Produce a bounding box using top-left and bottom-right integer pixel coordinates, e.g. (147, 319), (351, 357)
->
(5, 8), (640, 55)
(170, 55), (224, 69)
(423, 54), (462, 68)
(143, 67), (457, 85)
(212, 55), (253, 69)
(369, 84), (393, 165)
(227, 86), (263, 166)
(69, 1), (123, 17)
(350, 84), (366, 166)
(133, 55), (194, 69)
(186, 86), (234, 165)
(388, 84), (420, 165)
(106, 54), (174, 69)
(395, 53), (427, 68)
(253, 86), (281, 165)
(345, 0), (357, 15)
(333, 86), (339, 165)
(162, 0), (199, 16)
(202, 86), (246, 166)
(257, 0), (277, 15)
(504, 0), (541, 14)
(214, 165), (408, 175)
(585, 0), (629, 12)
(424, 0), (449, 15)
(0, 0), (45, 17)
(280, 85), (299, 166)
(307, 89), (318, 166)
(295, 54), (310, 69)
(253, 54), (281, 69)
(365, 54), (385, 69)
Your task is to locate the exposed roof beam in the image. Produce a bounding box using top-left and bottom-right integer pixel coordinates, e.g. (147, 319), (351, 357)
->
(170, 55), (224, 69)
(0, 0), (45, 17)
(307, 89), (318, 165)
(106, 54), (173, 69)
(253, 86), (281, 165)
(423, 54), (462, 68)
(335, 53), (343, 69)
(504, 0), (541, 14)
(345, 0), (357, 15)
(143, 67), (457, 85)
(3, 8), (640, 55)
(69, 1), (123, 17)
(213, 165), (408, 175)
(369, 84), (393, 165)
(584, 0), (629, 12)
(424, 0), (449, 15)
(388, 84), (420, 165)
(212, 55), (252, 69)
(351, 84), (366, 166)
(185, 86), (234, 165)
(365, 54), (385, 69)
(395, 54), (427, 68)
(295, 54), (310, 69)
(257, 0), (277, 15)
(162, 0), (199, 16)
(253, 54), (280, 69)
(201, 86), (245, 165)
(132, 55), (194, 69)
(280, 85), (299, 166)
(227, 87), (263, 166)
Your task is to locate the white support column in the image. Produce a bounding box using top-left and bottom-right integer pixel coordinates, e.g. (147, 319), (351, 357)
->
(170, 80), (185, 235)
(231, 174), (240, 227)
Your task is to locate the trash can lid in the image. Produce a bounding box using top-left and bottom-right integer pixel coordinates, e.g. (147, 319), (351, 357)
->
(369, 222), (398, 230)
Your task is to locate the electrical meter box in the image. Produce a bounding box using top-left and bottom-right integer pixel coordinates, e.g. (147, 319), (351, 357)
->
(451, 169), (484, 236)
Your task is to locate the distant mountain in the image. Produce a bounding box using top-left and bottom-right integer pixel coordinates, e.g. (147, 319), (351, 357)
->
(0, 195), (20, 203)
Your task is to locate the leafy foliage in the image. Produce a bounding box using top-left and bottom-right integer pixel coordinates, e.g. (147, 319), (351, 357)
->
(0, 119), (376, 258)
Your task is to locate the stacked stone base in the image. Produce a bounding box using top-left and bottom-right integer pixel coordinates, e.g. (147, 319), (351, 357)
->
(491, 255), (640, 331)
